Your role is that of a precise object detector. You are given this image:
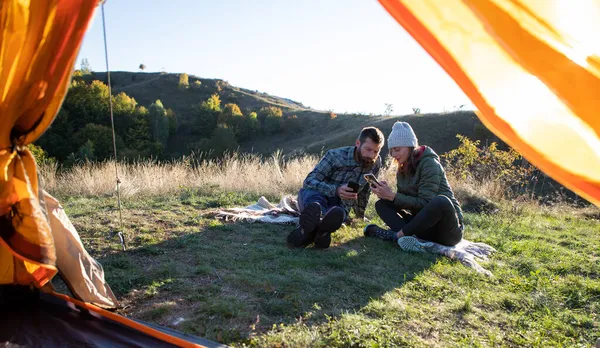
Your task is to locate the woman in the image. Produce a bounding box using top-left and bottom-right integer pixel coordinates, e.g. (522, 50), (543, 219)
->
(364, 121), (464, 251)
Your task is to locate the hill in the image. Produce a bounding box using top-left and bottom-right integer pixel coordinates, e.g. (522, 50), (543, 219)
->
(241, 110), (500, 159)
(90, 71), (311, 118)
(85, 71), (500, 158)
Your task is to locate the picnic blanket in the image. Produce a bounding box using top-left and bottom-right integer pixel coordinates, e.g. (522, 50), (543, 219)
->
(215, 196), (496, 276)
(214, 196), (301, 225)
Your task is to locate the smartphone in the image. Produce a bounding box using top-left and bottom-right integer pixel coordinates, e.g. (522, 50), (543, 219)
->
(348, 180), (360, 193)
(364, 173), (380, 187)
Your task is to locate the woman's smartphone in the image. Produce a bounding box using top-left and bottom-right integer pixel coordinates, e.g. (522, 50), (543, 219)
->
(364, 173), (380, 187)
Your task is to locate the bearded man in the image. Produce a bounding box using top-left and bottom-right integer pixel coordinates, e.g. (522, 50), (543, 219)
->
(287, 127), (384, 249)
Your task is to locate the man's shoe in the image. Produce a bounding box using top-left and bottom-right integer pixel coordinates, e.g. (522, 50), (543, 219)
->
(286, 227), (306, 248)
(313, 232), (331, 249)
(363, 224), (396, 241)
(286, 202), (321, 248)
(313, 206), (345, 249)
(318, 206), (345, 235)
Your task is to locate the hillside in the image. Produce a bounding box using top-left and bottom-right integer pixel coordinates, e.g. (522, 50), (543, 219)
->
(241, 110), (501, 159)
(85, 71), (500, 158)
(90, 71), (311, 119)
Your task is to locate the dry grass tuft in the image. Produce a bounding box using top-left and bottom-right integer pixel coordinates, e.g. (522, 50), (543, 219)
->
(41, 152), (319, 199)
(40, 152), (594, 217)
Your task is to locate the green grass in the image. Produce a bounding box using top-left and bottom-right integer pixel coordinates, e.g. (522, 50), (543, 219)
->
(59, 191), (600, 347)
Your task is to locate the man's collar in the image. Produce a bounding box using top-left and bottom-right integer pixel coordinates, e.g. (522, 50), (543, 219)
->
(350, 146), (361, 166)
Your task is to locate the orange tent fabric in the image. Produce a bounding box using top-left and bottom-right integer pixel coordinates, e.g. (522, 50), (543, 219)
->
(378, 0), (600, 207)
(0, 2), (212, 346)
(0, 0), (98, 286)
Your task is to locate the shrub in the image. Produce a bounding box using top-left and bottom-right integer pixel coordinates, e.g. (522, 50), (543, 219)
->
(441, 134), (534, 199)
(178, 73), (189, 89)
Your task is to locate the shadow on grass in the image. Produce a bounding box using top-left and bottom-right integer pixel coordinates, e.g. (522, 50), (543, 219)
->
(96, 220), (439, 345)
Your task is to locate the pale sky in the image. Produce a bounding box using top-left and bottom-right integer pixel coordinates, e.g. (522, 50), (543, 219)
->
(78, 0), (473, 115)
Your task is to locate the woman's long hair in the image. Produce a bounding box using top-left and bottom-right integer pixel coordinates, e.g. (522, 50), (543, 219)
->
(397, 147), (421, 176)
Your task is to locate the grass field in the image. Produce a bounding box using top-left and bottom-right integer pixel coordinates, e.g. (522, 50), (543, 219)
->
(47, 157), (600, 347)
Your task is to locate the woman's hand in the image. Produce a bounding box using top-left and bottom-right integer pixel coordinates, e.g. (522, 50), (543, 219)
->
(396, 229), (405, 239)
(371, 180), (396, 201)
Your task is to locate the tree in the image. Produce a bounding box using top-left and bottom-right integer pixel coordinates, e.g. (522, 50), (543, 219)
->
(384, 103), (394, 116)
(77, 140), (96, 161)
(74, 124), (124, 160)
(218, 103), (243, 126)
(178, 73), (189, 89)
(204, 93), (221, 112)
(125, 117), (151, 155)
(139, 63), (146, 71)
(191, 94), (221, 137)
(81, 58), (92, 75)
(192, 80), (202, 89)
(193, 125), (238, 157)
(37, 108), (74, 160)
(258, 106), (282, 121)
(28, 144), (56, 167)
(166, 108), (177, 137)
(259, 106), (283, 134)
(210, 125), (238, 156)
(37, 79), (162, 161)
(236, 112), (259, 141)
(60, 80), (109, 129)
(147, 99), (169, 146)
(112, 92), (138, 132)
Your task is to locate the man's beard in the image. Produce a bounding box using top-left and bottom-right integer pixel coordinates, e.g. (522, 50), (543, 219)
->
(356, 147), (376, 169)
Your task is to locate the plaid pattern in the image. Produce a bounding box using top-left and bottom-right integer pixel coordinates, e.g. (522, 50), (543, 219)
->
(303, 146), (381, 218)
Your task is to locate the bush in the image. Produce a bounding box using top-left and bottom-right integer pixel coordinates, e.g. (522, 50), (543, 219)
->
(178, 73), (189, 89)
(259, 106), (283, 134)
(28, 144), (56, 167)
(441, 134), (534, 199)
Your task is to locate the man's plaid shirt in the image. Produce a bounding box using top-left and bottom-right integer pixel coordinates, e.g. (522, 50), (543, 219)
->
(303, 146), (381, 218)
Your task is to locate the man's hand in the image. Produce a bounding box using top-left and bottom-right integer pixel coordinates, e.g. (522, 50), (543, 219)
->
(371, 180), (396, 201)
(337, 184), (358, 200)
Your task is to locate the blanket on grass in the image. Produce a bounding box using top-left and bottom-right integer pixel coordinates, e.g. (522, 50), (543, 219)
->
(214, 196), (496, 276)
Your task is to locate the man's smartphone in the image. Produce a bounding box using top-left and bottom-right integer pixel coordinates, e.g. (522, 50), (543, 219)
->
(348, 180), (360, 193)
(364, 173), (380, 187)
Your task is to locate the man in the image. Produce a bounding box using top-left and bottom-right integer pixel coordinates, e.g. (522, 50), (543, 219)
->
(287, 127), (384, 249)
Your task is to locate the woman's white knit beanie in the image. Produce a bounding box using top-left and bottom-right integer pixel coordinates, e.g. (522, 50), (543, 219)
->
(387, 121), (418, 148)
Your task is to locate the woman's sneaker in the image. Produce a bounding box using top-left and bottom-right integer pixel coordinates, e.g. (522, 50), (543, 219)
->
(397, 236), (430, 253)
(363, 224), (396, 241)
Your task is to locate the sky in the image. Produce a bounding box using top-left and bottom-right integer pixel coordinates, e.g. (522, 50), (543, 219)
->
(77, 0), (473, 115)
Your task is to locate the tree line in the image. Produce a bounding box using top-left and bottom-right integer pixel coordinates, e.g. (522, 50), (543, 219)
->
(37, 72), (303, 163)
